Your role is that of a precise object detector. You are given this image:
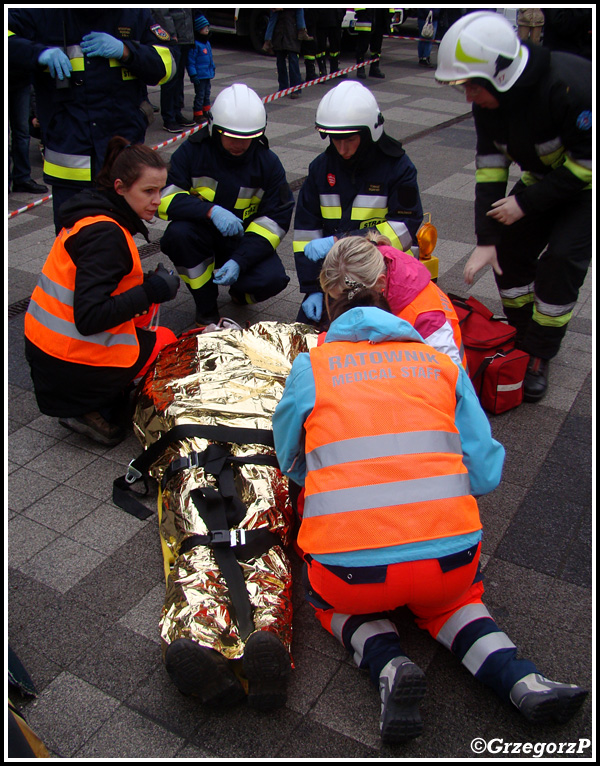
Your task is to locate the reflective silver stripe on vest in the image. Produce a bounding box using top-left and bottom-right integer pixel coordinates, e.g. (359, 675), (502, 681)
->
(436, 603), (492, 649)
(352, 194), (388, 209)
(462, 632), (516, 675)
(27, 299), (138, 347)
(293, 228), (324, 241)
(160, 184), (188, 199)
(319, 193), (342, 207)
(306, 431), (463, 472)
(476, 153), (511, 169)
(237, 186), (264, 201)
(37, 272), (74, 306)
(304, 473), (472, 519)
(249, 215), (286, 239)
(383, 220), (413, 251)
(44, 148), (91, 171)
(535, 137), (562, 156)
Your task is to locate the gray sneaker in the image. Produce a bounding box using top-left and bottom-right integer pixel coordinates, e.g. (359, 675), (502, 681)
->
(379, 656), (426, 744)
(510, 673), (588, 724)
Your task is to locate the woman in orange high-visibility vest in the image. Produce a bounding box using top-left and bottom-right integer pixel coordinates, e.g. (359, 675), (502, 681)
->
(24, 137), (180, 446)
(319, 232), (467, 369)
(272, 286), (587, 745)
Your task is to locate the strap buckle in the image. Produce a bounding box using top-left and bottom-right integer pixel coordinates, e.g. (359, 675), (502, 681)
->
(125, 461), (143, 484)
(209, 529), (247, 547)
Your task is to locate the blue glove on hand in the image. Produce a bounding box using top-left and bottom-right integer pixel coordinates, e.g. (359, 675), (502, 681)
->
(80, 32), (125, 60)
(210, 206), (245, 237)
(38, 48), (72, 80)
(213, 259), (241, 286)
(302, 293), (324, 322)
(304, 236), (335, 262)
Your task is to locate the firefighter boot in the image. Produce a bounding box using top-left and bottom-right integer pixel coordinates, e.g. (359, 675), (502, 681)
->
(243, 630), (291, 711)
(510, 674), (588, 724)
(356, 57), (366, 79)
(317, 56), (328, 78)
(369, 60), (385, 79)
(379, 656), (427, 744)
(523, 357), (549, 402)
(165, 638), (246, 706)
(330, 56), (347, 79)
(304, 58), (317, 82)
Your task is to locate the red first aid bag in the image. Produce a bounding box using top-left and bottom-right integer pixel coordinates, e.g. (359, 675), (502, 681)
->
(449, 294), (529, 414)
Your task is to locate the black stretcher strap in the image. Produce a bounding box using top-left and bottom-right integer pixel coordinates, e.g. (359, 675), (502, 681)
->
(113, 423), (277, 519)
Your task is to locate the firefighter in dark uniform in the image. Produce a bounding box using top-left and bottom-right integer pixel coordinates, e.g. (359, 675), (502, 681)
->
(436, 12), (592, 402)
(158, 84), (294, 326)
(354, 7), (387, 79)
(8, 8), (175, 234)
(293, 80), (423, 324)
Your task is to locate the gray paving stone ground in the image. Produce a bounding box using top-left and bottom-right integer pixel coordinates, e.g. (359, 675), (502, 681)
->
(7, 28), (593, 760)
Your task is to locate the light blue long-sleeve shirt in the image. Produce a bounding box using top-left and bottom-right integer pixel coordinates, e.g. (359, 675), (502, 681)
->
(272, 307), (505, 566)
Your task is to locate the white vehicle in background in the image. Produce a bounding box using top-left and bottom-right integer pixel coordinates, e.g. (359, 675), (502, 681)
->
(202, 8), (271, 51)
(342, 8), (407, 35)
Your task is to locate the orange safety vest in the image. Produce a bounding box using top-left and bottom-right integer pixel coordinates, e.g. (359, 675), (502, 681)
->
(25, 215), (142, 368)
(298, 338), (481, 556)
(397, 283), (468, 370)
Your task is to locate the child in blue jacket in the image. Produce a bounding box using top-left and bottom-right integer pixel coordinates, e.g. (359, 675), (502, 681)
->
(187, 14), (215, 123)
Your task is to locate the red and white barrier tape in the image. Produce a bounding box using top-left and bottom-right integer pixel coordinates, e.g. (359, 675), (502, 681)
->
(8, 58), (377, 219)
(8, 193), (53, 219)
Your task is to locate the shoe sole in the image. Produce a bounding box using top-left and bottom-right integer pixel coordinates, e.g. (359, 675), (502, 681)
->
(380, 664), (427, 744)
(521, 688), (588, 724)
(165, 638), (245, 706)
(58, 417), (124, 447)
(243, 631), (291, 711)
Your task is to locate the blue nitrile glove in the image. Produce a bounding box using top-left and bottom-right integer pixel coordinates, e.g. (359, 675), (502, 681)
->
(38, 48), (72, 80)
(302, 293), (324, 322)
(210, 205), (244, 237)
(213, 259), (241, 286)
(80, 32), (125, 60)
(304, 236), (335, 262)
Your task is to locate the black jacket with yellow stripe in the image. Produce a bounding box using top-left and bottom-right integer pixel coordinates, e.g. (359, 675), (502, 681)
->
(293, 132), (423, 296)
(8, 8), (175, 189)
(473, 43), (592, 246)
(158, 128), (294, 272)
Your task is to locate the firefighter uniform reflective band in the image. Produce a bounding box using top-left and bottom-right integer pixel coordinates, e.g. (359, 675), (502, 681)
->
(24, 216), (141, 367)
(299, 338), (481, 555)
(398, 283), (467, 369)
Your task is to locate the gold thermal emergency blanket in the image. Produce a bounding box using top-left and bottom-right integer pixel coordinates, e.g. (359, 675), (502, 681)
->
(132, 321), (318, 660)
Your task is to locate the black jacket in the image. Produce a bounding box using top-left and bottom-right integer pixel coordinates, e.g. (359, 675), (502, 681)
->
(25, 189), (158, 417)
(473, 44), (592, 246)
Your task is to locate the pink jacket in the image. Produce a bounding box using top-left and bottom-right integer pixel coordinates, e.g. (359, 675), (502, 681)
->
(381, 244), (462, 366)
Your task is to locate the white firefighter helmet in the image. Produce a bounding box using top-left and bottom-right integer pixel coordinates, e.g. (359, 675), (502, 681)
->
(210, 83), (267, 138)
(315, 81), (384, 141)
(435, 11), (529, 93)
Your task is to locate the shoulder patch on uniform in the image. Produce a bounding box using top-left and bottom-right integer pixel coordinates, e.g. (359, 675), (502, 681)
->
(576, 111), (592, 131)
(150, 24), (171, 41)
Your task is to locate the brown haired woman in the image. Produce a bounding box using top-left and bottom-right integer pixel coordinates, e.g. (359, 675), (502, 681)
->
(24, 137), (180, 446)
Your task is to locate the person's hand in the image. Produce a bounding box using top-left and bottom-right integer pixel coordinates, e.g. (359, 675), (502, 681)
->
(486, 196), (525, 226)
(143, 263), (180, 302)
(213, 259), (240, 285)
(302, 293), (324, 321)
(80, 32), (125, 60)
(154, 263), (180, 299)
(463, 245), (503, 286)
(209, 206), (244, 237)
(304, 236), (336, 262)
(38, 48), (72, 80)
